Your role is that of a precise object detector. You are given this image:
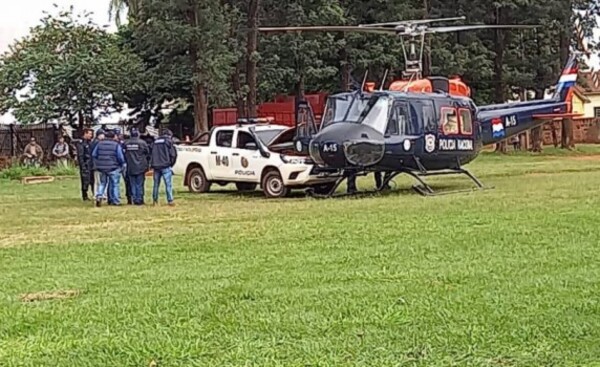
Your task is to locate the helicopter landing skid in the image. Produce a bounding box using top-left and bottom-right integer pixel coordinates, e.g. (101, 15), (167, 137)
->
(306, 168), (491, 198)
(398, 168), (491, 197)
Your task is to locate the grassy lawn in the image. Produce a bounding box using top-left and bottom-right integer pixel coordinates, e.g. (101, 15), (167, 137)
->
(2, 147), (600, 366)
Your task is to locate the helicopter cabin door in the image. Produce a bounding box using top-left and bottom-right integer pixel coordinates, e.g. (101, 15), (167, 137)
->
(437, 102), (475, 156)
(294, 100), (318, 154)
(418, 100), (438, 154)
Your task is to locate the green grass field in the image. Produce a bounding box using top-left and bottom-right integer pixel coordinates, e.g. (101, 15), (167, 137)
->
(2, 148), (600, 366)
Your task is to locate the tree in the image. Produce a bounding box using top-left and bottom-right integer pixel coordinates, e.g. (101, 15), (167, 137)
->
(0, 6), (143, 127)
(109, 0), (141, 25)
(131, 0), (236, 133)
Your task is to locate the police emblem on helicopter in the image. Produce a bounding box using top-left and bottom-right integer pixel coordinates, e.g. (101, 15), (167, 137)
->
(425, 134), (436, 153)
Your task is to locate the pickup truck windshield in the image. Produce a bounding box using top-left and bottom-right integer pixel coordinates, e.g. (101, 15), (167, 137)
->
(255, 128), (287, 145)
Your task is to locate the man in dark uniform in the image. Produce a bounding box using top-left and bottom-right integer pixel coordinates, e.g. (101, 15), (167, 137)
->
(346, 171), (390, 194)
(151, 129), (178, 206)
(92, 130), (126, 207)
(117, 130), (133, 205)
(77, 129), (94, 201)
(124, 128), (150, 205)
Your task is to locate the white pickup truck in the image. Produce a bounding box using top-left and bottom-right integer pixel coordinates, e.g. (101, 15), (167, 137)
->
(172, 123), (341, 198)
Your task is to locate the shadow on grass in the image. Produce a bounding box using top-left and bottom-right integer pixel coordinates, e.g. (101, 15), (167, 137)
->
(175, 181), (482, 201)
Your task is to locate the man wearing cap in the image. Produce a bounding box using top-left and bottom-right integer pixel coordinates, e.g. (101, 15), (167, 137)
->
(150, 129), (178, 205)
(124, 128), (150, 205)
(92, 130), (126, 207)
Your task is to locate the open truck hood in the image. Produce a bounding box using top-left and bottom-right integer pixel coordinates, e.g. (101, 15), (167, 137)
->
(266, 126), (303, 154)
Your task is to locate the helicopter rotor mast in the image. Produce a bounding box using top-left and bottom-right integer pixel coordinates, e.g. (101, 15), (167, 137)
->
(258, 17), (538, 83)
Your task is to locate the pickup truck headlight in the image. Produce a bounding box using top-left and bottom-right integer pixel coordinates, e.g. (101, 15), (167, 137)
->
(280, 155), (312, 165)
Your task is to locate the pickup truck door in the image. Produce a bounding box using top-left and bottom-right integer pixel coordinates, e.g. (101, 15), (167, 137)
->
(231, 130), (262, 183)
(208, 129), (235, 180)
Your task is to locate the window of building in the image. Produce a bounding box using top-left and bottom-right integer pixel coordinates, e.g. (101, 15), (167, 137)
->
(594, 107), (600, 118)
(441, 107), (459, 135)
(459, 108), (473, 135)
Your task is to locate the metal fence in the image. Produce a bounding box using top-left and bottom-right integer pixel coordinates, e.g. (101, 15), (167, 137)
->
(0, 124), (60, 159)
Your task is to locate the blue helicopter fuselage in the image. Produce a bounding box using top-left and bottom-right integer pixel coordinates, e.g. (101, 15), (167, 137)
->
(306, 89), (570, 172)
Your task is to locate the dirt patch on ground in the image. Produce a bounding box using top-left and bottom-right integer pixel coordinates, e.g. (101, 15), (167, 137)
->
(568, 155), (600, 161)
(20, 289), (81, 303)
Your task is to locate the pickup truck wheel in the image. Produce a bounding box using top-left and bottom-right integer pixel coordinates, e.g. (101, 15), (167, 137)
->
(235, 183), (257, 192)
(188, 167), (211, 193)
(262, 171), (290, 198)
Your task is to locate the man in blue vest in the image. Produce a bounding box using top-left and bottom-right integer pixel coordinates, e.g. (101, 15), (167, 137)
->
(92, 130), (126, 207)
(151, 129), (178, 206)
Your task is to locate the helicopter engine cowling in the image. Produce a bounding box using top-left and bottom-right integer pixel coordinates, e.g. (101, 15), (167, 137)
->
(308, 122), (385, 169)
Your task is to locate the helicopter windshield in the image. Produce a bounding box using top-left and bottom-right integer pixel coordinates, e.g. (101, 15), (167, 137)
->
(321, 93), (372, 128)
(321, 93), (391, 134)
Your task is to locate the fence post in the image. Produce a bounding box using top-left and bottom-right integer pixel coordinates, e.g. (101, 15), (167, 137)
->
(9, 124), (15, 157)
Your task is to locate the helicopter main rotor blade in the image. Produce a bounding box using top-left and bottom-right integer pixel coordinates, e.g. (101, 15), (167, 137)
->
(258, 26), (398, 35)
(360, 16), (466, 27)
(426, 24), (539, 33)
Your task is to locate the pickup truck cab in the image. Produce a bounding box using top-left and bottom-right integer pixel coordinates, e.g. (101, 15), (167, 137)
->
(172, 123), (340, 198)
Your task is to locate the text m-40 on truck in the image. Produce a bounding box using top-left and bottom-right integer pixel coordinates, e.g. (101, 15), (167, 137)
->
(172, 124), (341, 198)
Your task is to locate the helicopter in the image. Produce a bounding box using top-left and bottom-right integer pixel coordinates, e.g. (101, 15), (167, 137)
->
(259, 17), (582, 197)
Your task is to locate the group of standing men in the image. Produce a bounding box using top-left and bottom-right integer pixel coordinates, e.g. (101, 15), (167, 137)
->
(77, 128), (178, 207)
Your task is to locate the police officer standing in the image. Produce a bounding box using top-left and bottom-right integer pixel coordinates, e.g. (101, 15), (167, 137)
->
(151, 129), (178, 206)
(92, 130), (126, 207)
(77, 129), (94, 201)
(124, 128), (150, 205)
(116, 130), (133, 205)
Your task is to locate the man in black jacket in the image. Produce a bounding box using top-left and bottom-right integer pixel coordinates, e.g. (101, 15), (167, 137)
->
(77, 129), (94, 201)
(151, 129), (178, 206)
(124, 128), (150, 205)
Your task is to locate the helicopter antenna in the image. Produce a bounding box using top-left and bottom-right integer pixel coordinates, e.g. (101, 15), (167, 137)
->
(402, 71), (418, 93)
(379, 69), (389, 91)
(360, 70), (369, 93)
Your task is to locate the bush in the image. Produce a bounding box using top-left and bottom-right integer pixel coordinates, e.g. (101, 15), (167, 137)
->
(0, 164), (79, 180)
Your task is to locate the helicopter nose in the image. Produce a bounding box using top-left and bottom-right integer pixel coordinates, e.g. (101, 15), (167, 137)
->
(308, 123), (385, 168)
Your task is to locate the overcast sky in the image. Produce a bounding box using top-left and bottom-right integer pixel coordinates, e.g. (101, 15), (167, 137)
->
(0, 0), (114, 53)
(0, 1), (598, 67)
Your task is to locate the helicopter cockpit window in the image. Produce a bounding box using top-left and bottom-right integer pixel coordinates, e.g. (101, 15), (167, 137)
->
(420, 101), (437, 132)
(386, 114), (399, 136)
(441, 107), (459, 135)
(459, 108), (473, 135)
(321, 93), (371, 128)
(358, 95), (391, 134)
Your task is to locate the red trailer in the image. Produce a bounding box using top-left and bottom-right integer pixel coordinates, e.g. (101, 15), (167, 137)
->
(212, 92), (328, 127)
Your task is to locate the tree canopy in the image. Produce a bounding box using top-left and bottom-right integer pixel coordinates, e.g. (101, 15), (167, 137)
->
(1, 0), (599, 131)
(0, 7), (144, 126)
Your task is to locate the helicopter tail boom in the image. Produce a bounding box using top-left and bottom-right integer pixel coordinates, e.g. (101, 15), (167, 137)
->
(478, 53), (581, 146)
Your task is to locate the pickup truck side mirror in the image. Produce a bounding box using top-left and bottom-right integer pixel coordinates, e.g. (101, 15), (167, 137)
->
(244, 142), (257, 150)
